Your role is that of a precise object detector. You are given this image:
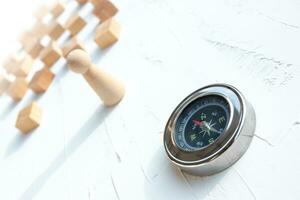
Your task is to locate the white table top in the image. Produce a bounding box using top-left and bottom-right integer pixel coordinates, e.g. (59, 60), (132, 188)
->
(0, 0), (300, 199)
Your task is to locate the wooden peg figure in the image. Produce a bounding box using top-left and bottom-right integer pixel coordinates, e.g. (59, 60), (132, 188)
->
(67, 49), (125, 106)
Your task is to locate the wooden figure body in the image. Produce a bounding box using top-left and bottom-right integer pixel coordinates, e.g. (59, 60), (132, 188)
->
(67, 49), (125, 106)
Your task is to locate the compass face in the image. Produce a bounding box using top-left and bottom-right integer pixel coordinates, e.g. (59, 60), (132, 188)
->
(174, 95), (230, 152)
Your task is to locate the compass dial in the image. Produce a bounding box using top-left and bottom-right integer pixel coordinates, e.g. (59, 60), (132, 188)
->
(174, 95), (230, 152)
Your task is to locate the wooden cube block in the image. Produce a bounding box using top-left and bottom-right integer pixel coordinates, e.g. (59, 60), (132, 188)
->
(3, 54), (21, 74)
(15, 102), (42, 133)
(48, 21), (65, 40)
(19, 31), (36, 50)
(66, 15), (87, 36)
(24, 23), (46, 54)
(93, 0), (118, 21)
(19, 31), (34, 45)
(77, 0), (88, 4)
(50, 1), (65, 18)
(31, 20), (48, 39)
(40, 42), (62, 67)
(34, 5), (49, 20)
(26, 39), (44, 59)
(13, 55), (34, 77)
(94, 17), (120, 49)
(62, 37), (85, 57)
(90, 0), (105, 6)
(23, 38), (37, 53)
(30, 67), (55, 93)
(0, 75), (11, 95)
(8, 78), (28, 101)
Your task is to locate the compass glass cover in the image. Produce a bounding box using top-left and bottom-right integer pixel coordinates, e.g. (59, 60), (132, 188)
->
(174, 95), (230, 152)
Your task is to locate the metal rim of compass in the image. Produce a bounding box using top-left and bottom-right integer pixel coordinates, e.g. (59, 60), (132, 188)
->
(163, 83), (255, 175)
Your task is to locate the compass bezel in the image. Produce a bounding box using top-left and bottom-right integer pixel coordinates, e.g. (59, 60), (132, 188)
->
(164, 84), (245, 165)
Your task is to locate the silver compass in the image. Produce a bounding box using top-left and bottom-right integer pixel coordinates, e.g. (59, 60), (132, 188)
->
(163, 84), (256, 176)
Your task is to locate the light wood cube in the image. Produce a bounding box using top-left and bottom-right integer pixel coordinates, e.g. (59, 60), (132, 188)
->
(31, 20), (48, 39)
(15, 102), (42, 134)
(34, 5), (49, 20)
(19, 31), (36, 50)
(93, 0), (118, 21)
(26, 39), (44, 59)
(62, 37), (85, 58)
(23, 37), (37, 53)
(77, 0), (88, 4)
(30, 67), (55, 93)
(40, 42), (62, 67)
(66, 15), (86, 36)
(91, 0), (105, 6)
(0, 75), (11, 95)
(94, 17), (120, 49)
(14, 55), (34, 77)
(48, 21), (65, 40)
(8, 78), (29, 101)
(3, 54), (21, 74)
(50, 1), (65, 18)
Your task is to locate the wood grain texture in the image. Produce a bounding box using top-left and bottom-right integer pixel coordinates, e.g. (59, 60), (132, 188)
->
(0, 0), (299, 199)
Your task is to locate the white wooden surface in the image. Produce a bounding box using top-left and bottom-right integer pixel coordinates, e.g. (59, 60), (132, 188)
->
(0, 0), (300, 199)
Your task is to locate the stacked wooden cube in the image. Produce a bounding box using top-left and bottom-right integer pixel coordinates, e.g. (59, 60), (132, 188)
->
(1, 0), (122, 134)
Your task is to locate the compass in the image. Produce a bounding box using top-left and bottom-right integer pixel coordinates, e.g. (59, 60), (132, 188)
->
(164, 84), (256, 176)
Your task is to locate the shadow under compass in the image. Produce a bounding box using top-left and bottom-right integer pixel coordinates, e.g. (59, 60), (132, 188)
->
(144, 148), (228, 200)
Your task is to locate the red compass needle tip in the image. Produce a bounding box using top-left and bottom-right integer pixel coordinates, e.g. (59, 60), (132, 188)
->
(193, 120), (203, 126)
